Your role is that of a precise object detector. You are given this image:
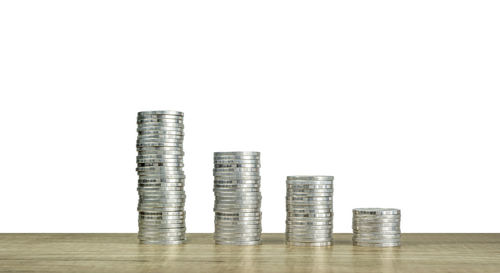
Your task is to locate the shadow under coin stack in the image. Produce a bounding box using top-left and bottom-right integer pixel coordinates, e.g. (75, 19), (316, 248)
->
(213, 152), (262, 245)
(136, 110), (186, 244)
(286, 176), (334, 246)
(352, 208), (401, 247)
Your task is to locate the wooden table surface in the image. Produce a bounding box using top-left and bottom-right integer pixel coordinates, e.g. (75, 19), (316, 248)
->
(0, 233), (499, 273)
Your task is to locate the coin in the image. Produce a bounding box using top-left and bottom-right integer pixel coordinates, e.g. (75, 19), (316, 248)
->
(286, 241), (332, 247)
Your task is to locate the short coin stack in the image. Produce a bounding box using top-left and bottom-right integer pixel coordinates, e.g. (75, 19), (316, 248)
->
(136, 110), (186, 245)
(352, 208), (401, 247)
(286, 176), (334, 246)
(213, 152), (262, 245)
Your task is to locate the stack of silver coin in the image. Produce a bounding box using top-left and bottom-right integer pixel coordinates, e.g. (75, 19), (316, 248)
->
(136, 110), (186, 245)
(352, 208), (401, 247)
(213, 152), (262, 245)
(286, 176), (334, 247)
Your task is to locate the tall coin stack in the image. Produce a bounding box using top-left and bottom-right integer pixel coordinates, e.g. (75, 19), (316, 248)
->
(213, 152), (262, 245)
(136, 110), (186, 245)
(286, 176), (334, 247)
(352, 208), (401, 247)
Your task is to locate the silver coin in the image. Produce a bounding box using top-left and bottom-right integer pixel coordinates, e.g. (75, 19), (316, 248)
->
(214, 197), (261, 201)
(139, 215), (185, 220)
(215, 180), (260, 185)
(138, 110), (183, 116)
(287, 216), (332, 221)
(137, 136), (184, 141)
(353, 225), (400, 230)
(286, 231), (332, 237)
(138, 226), (186, 231)
(137, 146), (184, 152)
(136, 140), (184, 146)
(137, 144), (183, 149)
(137, 115), (183, 121)
(139, 227), (186, 232)
(139, 234), (186, 239)
(139, 184), (185, 189)
(214, 186), (260, 190)
(286, 228), (332, 234)
(214, 216), (261, 221)
(137, 117), (183, 123)
(287, 213), (333, 218)
(139, 210), (185, 215)
(137, 153), (184, 158)
(353, 232), (401, 238)
(138, 177), (185, 182)
(214, 231), (261, 236)
(287, 196), (332, 201)
(286, 237), (332, 243)
(213, 172), (259, 177)
(353, 239), (401, 245)
(137, 127), (184, 133)
(214, 151), (259, 156)
(214, 175), (260, 180)
(137, 182), (184, 188)
(214, 166), (259, 171)
(287, 189), (334, 194)
(215, 220), (261, 225)
(214, 190), (260, 194)
(214, 209), (261, 214)
(139, 203), (185, 208)
(352, 223), (400, 228)
(139, 224), (185, 229)
(214, 159), (260, 163)
(138, 235), (186, 241)
(353, 215), (401, 220)
(138, 185), (184, 190)
(137, 160), (184, 165)
(138, 193), (186, 198)
(138, 229), (185, 235)
(137, 125), (184, 131)
(136, 167), (184, 172)
(137, 131), (184, 137)
(214, 240), (260, 245)
(137, 119), (184, 125)
(213, 236), (261, 241)
(215, 212), (261, 216)
(215, 164), (261, 169)
(353, 241), (400, 247)
(353, 208), (400, 215)
(137, 161), (184, 165)
(215, 219), (261, 224)
(353, 217), (401, 222)
(287, 176), (333, 180)
(138, 205), (185, 210)
(286, 241), (332, 247)
(140, 219), (185, 225)
(286, 221), (332, 226)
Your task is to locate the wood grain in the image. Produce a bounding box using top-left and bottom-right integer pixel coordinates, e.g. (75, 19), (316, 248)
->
(0, 233), (499, 273)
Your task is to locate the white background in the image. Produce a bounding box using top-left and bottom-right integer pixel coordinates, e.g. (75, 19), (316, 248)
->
(0, 0), (499, 233)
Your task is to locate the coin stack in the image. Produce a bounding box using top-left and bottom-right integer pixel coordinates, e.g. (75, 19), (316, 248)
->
(136, 110), (186, 245)
(213, 152), (262, 245)
(286, 176), (334, 247)
(352, 208), (401, 247)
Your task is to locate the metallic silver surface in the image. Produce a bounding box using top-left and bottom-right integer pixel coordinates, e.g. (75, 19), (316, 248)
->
(352, 208), (402, 248)
(136, 110), (186, 245)
(286, 176), (334, 247)
(213, 152), (262, 245)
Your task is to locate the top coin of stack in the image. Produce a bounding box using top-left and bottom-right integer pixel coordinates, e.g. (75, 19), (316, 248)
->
(213, 151), (262, 245)
(136, 110), (186, 245)
(286, 176), (334, 247)
(352, 208), (401, 247)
